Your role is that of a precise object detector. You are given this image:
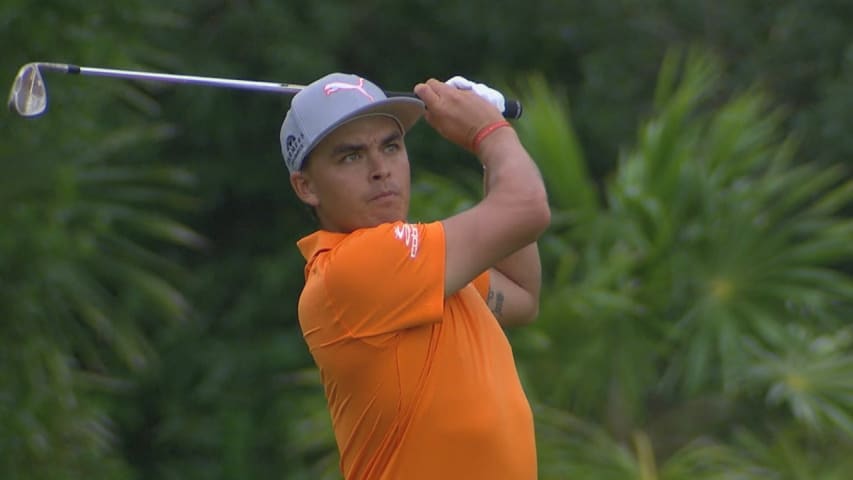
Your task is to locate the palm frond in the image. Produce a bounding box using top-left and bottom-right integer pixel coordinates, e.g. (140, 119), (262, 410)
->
(1, 118), (203, 475)
(513, 47), (853, 474)
(515, 73), (599, 215)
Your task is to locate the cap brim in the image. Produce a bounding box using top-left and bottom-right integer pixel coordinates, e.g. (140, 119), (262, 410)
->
(302, 97), (425, 164)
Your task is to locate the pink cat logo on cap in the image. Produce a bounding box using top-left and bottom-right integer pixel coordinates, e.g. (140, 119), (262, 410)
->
(323, 78), (375, 102)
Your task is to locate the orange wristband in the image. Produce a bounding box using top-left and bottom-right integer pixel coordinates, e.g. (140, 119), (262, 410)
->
(472, 120), (512, 152)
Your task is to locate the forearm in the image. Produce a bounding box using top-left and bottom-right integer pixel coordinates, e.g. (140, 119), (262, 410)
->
(493, 242), (541, 299)
(482, 160), (545, 325)
(482, 158), (543, 297)
(478, 128), (548, 222)
(413, 78), (550, 297)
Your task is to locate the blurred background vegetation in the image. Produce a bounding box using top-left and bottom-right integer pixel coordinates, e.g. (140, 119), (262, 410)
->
(2, 1), (852, 479)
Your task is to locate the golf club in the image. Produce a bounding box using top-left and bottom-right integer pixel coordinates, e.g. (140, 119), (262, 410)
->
(7, 62), (523, 119)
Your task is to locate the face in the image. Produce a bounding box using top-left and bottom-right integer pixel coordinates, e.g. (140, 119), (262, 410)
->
(290, 115), (411, 233)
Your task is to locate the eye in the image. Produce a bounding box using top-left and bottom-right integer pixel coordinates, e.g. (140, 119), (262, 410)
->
(340, 151), (361, 163)
(384, 143), (400, 154)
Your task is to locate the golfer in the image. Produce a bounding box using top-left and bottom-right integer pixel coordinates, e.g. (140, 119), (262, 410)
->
(281, 72), (550, 479)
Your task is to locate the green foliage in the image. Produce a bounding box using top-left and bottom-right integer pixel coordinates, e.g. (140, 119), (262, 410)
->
(536, 405), (764, 480)
(515, 49), (853, 477)
(3, 0), (853, 479)
(741, 325), (853, 437)
(514, 74), (597, 214)
(0, 80), (199, 480)
(1, 2), (203, 478)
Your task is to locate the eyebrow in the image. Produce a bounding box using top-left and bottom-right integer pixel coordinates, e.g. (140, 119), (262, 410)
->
(330, 131), (402, 155)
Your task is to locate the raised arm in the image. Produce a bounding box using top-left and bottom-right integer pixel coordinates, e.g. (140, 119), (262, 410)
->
(413, 79), (550, 301)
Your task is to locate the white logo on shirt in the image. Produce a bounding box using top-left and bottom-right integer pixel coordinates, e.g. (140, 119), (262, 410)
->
(393, 224), (420, 258)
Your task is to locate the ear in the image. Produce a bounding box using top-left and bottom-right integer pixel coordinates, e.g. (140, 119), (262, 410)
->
(290, 171), (319, 207)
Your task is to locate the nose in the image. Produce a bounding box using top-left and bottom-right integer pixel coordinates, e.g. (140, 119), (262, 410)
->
(368, 153), (391, 181)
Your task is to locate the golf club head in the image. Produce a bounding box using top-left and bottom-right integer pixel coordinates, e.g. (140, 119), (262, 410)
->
(8, 63), (47, 117)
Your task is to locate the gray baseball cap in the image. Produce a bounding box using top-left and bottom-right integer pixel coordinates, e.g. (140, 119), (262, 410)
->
(280, 73), (425, 173)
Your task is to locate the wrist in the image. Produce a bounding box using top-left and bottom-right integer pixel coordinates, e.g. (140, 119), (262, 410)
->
(475, 124), (518, 166)
(472, 120), (512, 153)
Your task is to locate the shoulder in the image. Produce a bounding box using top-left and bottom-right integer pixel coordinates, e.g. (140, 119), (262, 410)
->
(334, 221), (443, 262)
(321, 221), (444, 287)
(307, 222), (447, 335)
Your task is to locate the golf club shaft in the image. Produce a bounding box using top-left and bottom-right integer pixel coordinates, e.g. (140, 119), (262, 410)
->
(41, 63), (304, 94)
(35, 63), (523, 119)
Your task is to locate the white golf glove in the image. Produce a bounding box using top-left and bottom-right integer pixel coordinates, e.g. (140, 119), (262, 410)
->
(445, 75), (506, 114)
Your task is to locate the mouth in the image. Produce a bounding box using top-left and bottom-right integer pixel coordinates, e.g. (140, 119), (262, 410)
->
(370, 190), (398, 201)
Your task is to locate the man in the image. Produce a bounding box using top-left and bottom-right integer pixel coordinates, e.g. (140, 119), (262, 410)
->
(281, 72), (550, 479)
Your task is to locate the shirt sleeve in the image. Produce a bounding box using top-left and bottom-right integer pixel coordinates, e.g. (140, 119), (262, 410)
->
(323, 221), (446, 338)
(472, 270), (491, 301)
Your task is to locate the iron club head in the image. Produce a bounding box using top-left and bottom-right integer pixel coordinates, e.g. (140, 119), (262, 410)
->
(8, 63), (48, 117)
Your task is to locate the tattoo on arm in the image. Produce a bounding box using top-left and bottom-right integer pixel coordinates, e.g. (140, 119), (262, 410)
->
(487, 288), (505, 318)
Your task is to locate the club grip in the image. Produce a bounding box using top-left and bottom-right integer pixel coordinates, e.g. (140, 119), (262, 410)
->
(388, 91), (523, 119)
(502, 99), (523, 119)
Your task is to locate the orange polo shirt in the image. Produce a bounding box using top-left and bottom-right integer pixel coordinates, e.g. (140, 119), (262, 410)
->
(296, 221), (536, 480)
